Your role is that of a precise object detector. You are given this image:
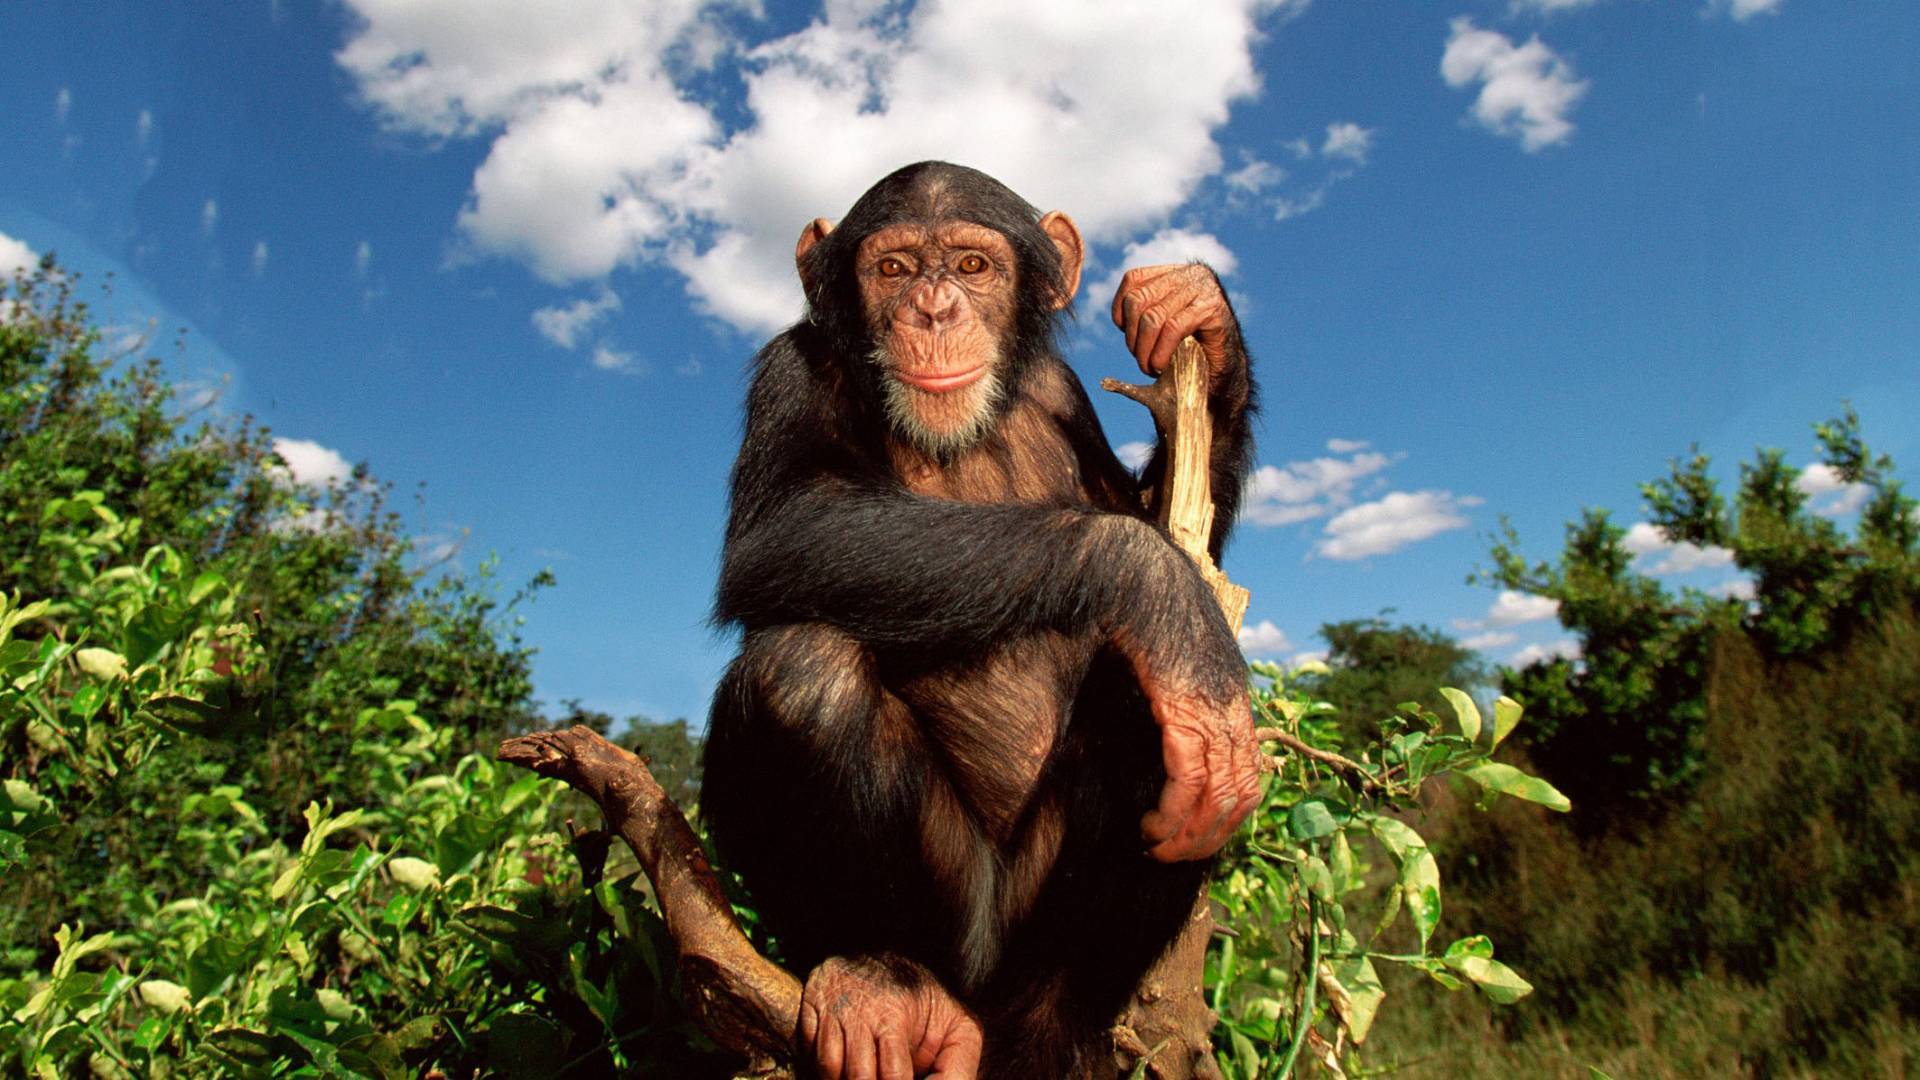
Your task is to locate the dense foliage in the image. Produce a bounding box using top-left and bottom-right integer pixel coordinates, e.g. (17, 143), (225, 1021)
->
(1, 263), (1551, 1077)
(1368, 414), (1920, 1076)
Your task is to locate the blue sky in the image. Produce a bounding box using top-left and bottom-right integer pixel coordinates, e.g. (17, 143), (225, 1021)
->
(3, 0), (1915, 726)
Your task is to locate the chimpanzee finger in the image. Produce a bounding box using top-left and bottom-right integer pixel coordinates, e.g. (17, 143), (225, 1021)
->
(1132, 307), (1172, 378)
(877, 1030), (912, 1080)
(1110, 265), (1178, 329)
(817, 1016), (846, 1078)
(929, 1025), (983, 1079)
(800, 1002), (820, 1048)
(844, 1024), (877, 1080)
(1147, 295), (1213, 377)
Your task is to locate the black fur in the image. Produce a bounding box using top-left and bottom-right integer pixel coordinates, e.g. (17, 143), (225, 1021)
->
(702, 162), (1257, 1078)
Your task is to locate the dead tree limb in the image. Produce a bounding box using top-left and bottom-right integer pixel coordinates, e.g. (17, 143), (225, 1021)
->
(496, 727), (801, 1076)
(498, 336), (1250, 1079)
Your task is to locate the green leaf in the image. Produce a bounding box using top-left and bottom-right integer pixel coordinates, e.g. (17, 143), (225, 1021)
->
(1443, 955), (1534, 1004)
(1288, 799), (1339, 841)
(1439, 687), (1481, 742)
(1371, 818), (1441, 949)
(138, 980), (193, 1015)
(388, 857), (441, 890)
(1459, 763), (1572, 812)
(1324, 952), (1386, 1044)
(1443, 935), (1494, 960)
(1491, 696), (1524, 747)
(74, 647), (127, 682)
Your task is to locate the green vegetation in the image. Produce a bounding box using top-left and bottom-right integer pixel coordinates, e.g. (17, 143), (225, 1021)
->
(1365, 411), (1920, 1076)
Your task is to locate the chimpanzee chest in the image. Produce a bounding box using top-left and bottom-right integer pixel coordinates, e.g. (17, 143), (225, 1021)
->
(890, 397), (1091, 508)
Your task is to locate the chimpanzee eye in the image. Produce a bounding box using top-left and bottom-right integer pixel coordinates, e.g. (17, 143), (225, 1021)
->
(956, 254), (988, 275)
(878, 257), (908, 278)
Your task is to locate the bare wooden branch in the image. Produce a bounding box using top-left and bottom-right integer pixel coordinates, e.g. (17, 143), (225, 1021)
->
(497, 726), (801, 1075)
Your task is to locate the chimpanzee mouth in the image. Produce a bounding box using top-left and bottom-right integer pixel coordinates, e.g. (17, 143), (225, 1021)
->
(895, 364), (986, 393)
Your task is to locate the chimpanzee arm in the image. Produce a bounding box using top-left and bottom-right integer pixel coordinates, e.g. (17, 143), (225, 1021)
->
(718, 335), (1232, 678)
(1110, 264), (1257, 561)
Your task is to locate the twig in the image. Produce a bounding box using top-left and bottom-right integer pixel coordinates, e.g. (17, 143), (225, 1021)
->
(1251, 728), (1376, 783)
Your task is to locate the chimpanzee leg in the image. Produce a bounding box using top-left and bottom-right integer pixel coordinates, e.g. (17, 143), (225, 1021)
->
(702, 623), (953, 975)
(976, 649), (1215, 1077)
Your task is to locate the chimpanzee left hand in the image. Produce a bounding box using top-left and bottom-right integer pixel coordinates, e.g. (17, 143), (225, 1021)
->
(1110, 264), (1241, 388)
(799, 955), (983, 1080)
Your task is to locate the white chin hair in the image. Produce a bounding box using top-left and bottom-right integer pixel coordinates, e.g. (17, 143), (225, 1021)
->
(872, 347), (1003, 457)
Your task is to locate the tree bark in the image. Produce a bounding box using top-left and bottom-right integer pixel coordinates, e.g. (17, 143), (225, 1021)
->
(499, 337), (1244, 1079)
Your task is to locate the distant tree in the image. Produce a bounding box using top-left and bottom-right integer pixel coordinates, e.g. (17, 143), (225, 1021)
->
(1304, 617), (1488, 744)
(1478, 407), (1918, 825)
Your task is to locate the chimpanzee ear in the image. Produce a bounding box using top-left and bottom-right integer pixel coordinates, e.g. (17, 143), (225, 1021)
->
(795, 218), (835, 290)
(1038, 212), (1084, 311)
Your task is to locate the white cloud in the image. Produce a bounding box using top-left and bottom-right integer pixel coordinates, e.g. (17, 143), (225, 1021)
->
(591, 344), (642, 373)
(136, 108), (154, 147)
(1711, 0), (1783, 20)
(354, 240), (373, 278)
(1326, 438), (1369, 453)
(55, 88), (71, 125)
(0, 232), (39, 278)
(1272, 188), (1327, 221)
(201, 199), (219, 236)
(336, 0), (1290, 334)
(532, 287), (622, 349)
(1462, 630), (1519, 651)
(1457, 589), (1561, 630)
(1711, 576), (1756, 601)
(1242, 449), (1394, 527)
(1795, 463), (1871, 517)
(1238, 619), (1293, 658)
(1509, 0), (1602, 12)
(1509, 638), (1580, 667)
(1320, 121), (1373, 164)
(251, 240), (270, 276)
(1115, 440), (1153, 471)
(1315, 489), (1481, 560)
(1090, 228), (1239, 310)
(271, 437), (354, 487)
(1441, 18), (1588, 152)
(1622, 520), (1735, 574)
(1224, 157), (1284, 194)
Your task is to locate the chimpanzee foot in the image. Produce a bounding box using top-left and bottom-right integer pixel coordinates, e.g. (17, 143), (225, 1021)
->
(799, 955), (983, 1080)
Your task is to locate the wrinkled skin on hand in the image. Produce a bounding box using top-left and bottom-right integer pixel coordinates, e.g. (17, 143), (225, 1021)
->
(799, 956), (983, 1080)
(1110, 263), (1241, 388)
(1134, 670), (1262, 863)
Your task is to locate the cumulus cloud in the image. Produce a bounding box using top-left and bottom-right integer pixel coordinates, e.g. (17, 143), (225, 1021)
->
(592, 344), (643, 373)
(1441, 18), (1588, 152)
(1242, 448), (1395, 527)
(335, 0), (1292, 334)
(1238, 619), (1293, 658)
(1115, 441), (1153, 471)
(1622, 521), (1735, 574)
(1711, 576), (1757, 601)
(0, 232), (39, 278)
(1326, 437), (1369, 453)
(1090, 228), (1239, 310)
(1320, 121), (1373, 164)
(1509, 0), (1602, 12)
(532, 287), (622, 349)
(271, 437), (354, 487)
(1509, 638), (1580, 668)
(1224, 157), (1285, 194)
(1795, 463), (1872, 517)
(1315, 490), (1482, 560)
(1456, 590), (1561, 630)
(1711, 0), (1783, 20)
(1462, 630), (1519, 652)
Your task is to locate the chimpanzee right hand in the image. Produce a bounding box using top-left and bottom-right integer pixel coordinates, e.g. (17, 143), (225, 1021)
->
(799, 955), (982, 1080)
(1134, 673), (1262, 862)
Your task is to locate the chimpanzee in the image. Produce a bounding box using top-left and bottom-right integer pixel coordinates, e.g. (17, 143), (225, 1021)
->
(702, 161), (1261, 1079)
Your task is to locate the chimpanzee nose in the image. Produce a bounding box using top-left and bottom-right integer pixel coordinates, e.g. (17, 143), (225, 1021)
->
(909, 278), (962, 325)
